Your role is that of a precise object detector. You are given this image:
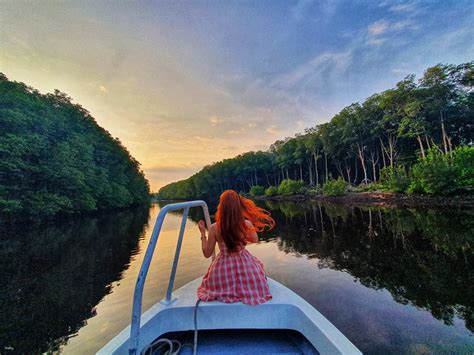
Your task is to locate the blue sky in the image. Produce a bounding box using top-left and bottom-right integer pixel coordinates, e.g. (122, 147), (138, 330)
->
(1, 0), (473, 189)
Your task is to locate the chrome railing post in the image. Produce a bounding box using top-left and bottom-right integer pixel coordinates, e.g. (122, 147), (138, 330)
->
(129, 205), (169, 354)
(163, 207), (189, 304)
(128, 200), (211, 354)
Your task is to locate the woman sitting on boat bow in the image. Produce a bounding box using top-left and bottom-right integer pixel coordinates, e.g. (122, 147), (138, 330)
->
(197, 190), (275, 305)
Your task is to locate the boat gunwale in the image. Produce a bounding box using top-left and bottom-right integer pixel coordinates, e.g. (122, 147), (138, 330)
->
(97, 277), (361, 355)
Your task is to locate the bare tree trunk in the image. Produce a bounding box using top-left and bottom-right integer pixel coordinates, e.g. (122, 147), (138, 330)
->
(425, 135), (431, 150)
(440, 111), (448, 154)
(380, 138), (387, 168)
(313, 153), (320, 186)
(388, 135), (396, 167)
(307, 157), (314, 185)
(353, 159), (359, 184)
(447, 136), (453, 158)
(380, 135), (397, 167)
(299, 164), (303, 181)
(335, 161), (344, 180)
(345, 162), (352, 183)
(417, 135), (426, 159)
(324, 151), (328, 183)
(369, 151), (379, 182)
(357, 142), (368, 184)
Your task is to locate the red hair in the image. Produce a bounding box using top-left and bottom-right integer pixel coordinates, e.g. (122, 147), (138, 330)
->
(215, 190), (275, 252)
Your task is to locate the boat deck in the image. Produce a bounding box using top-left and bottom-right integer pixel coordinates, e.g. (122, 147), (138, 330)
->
(156, 329), (319, 354)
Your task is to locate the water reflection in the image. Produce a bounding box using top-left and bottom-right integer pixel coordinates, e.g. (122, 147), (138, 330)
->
(0, 206), (149, 353)
(259, 201), (474, 334)
(1, 201), (473, 354)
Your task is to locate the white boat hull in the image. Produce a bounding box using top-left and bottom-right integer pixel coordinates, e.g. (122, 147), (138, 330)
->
(98, 277), (361, 354)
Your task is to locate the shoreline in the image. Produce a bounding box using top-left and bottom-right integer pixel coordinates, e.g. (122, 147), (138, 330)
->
(254, 192), (474, 208)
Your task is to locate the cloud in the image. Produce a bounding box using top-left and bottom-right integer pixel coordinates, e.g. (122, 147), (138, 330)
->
(98, 85), (108, 93)
(272, 50), (352, 89)
(193, 135), (213, 143)
(389, 2), (418, 13)
(368, 20), (389, 36)
(209, 115), (224, 126)
(366, 19), (419, 46)
(367, 37), (388, 46)
(266, 125), (280, 135)
(296, 120), (305, 129)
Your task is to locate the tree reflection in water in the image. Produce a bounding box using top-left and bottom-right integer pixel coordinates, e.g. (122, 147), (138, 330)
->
(5, 200), (470, 353)
(258, 200), (473, 333)
(0, 206), (149, 353)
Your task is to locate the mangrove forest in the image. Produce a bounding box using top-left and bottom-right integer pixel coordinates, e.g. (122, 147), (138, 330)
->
(0, 74), (150, 219)
(158, 62), (473, 200)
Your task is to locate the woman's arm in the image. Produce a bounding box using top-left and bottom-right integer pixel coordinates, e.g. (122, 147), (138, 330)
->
(198, 220), (217, 258)
(245, 220), (259, 243)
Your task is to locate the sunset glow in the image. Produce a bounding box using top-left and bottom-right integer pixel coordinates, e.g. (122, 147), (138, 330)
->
(1, 1), (472, 190)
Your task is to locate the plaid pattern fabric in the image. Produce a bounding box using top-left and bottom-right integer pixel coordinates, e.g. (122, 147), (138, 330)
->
(197, 241), (272, 305)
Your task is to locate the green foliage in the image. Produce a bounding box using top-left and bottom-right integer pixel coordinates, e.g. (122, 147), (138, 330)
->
(452, 146), (474, 188)
(249, 185), (265, 197)
(323, 177), (348, 196)
(380, 165), (410, 193)
(408, 146), (474, 195)
(307, 185), (323, 195)
(277, 179), (305, 195)
(351, 183), (381, 193)
(0, 75), (150, 219)
(264, 186), (278, 196)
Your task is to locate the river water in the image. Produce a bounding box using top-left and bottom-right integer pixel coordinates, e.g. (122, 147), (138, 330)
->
(0, 201), (472, 354)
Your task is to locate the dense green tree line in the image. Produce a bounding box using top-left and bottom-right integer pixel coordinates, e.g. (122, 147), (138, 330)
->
(0, 74), (150, 219)
(158, 62), (473, 200)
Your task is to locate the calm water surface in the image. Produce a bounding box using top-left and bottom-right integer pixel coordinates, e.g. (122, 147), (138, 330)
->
(0, 201), (473, 354)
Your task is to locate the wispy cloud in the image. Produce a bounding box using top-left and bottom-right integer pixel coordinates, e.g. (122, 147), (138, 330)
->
(272, 50), (353, 89)
(389, 2), (419, 13)
(209, 115), (224, 126)
(366, 18), (419, 46)
(368, 20), (390, 36)
(366, 37), (388, 46)
(266, 125), (280, 135)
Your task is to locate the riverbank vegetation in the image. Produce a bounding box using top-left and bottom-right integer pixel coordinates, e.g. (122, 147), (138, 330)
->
(0, 74), (150, 219)
(158, 62), (473, 201)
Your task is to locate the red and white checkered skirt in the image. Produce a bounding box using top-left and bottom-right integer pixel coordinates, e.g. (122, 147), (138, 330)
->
(197, 241), (272, 305)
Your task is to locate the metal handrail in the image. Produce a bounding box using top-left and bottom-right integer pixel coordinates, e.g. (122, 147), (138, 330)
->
(129, 200), (212, 355)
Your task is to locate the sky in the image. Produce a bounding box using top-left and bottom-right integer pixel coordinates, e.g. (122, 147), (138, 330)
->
(1, 1), (473, 191)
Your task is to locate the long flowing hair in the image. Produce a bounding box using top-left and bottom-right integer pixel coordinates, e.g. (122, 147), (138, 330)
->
(215, 190), (275, 252)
